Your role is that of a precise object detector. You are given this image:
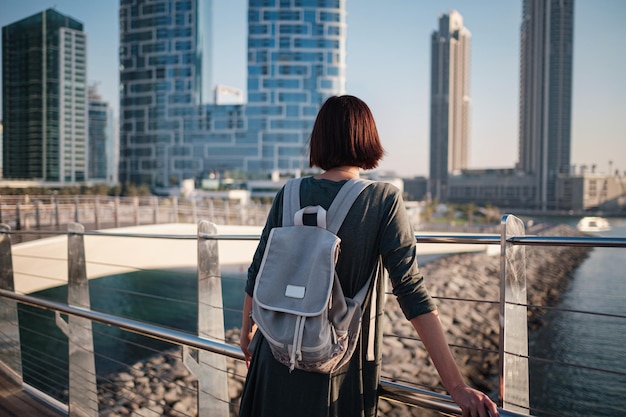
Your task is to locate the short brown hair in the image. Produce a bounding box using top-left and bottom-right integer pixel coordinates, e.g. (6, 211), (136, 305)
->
(309, 95), (384, 170)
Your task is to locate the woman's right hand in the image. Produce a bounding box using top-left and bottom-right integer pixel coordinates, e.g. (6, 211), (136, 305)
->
(240, 324), (255, 368)
(240, 294), (255, 367)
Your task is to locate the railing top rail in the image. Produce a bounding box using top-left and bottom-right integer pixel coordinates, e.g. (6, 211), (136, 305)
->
(379, 381), (530, 417)
(0, 288), (243, 360)
(508, 235), (626, 248)
(2, 226), (625, 248)
(416, 234), (500, 244)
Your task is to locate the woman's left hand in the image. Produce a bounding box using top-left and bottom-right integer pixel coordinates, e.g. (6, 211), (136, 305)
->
(450, 383), (500, 417)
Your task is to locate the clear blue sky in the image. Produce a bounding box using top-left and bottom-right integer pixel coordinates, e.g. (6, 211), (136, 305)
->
(1, 0), (625, 178)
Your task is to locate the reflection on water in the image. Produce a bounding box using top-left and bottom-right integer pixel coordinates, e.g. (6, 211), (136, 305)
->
(19, 268), (246, 398)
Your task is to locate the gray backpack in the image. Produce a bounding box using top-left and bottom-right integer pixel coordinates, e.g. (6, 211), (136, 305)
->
(252, 177), (374, 373)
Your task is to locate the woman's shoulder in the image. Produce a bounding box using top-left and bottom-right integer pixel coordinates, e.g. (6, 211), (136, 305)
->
(364, 179), (403, 199)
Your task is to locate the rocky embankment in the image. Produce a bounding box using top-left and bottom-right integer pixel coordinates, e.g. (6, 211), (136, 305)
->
(97, 224), (591, 417)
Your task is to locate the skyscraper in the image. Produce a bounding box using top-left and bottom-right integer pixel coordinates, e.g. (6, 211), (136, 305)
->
(2, 8), (88, 182)
(518, 0), (574, 210)
(89, 85), (116, 182)
(118, 0), (346, 189)
(118, 0), (212, 187)
(244, 0), (347, 173)
(429, 10), (471, 202)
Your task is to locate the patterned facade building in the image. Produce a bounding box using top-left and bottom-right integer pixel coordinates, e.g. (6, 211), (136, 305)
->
(244, 0), (347, 174)
(118, 0), (346, 189)
(518, 0), (575, 210)
(429, 10), (471, 202)
(118, 0), (213, 187)
(2, 9), (88, 182)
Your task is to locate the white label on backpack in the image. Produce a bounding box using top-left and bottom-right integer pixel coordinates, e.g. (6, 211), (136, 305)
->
(285, 285), (305, 299)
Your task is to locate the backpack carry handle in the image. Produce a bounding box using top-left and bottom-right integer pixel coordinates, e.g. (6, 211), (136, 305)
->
(283, 177), (373, 230)
(293, 205), (327, 228)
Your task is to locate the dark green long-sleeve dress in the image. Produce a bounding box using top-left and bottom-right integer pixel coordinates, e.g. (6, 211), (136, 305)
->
(239, 177), (437, 417)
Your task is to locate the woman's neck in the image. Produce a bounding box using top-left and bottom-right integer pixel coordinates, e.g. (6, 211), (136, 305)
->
(315, 166), (360, 181)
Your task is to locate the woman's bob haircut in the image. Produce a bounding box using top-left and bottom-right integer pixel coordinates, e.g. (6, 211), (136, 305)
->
(309, 95), (384, 171)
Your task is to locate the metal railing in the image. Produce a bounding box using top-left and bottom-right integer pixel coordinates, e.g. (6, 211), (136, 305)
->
(0, 194), (273, 243)
(0, 215), (624, 417)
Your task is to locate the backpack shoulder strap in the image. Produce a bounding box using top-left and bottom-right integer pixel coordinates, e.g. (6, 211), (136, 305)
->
(282, 177), (303, 226)
(327, 178), (375, 303)
(326, 179), (373, 234)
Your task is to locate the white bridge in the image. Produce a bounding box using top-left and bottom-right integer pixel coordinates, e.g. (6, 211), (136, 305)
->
(11, 223), (496, 294)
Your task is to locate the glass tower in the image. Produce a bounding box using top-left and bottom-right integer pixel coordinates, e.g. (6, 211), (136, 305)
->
(244, 0), (347, 174)
(119, 0), (346, 189)
(2, 9), (87, 182)
(118, 0), (212, 187)
(429, 10), (471, 202)
(89, 85), (116, 182)
(518, 0), (574, 210)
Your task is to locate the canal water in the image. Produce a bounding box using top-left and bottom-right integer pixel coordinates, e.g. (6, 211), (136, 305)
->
(525, 216), (626, 417)
(19, 217), (626, 416)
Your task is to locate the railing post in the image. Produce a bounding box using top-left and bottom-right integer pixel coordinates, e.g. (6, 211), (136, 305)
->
(499, 214), (529, 413)
(54, 194), (60, 229)
(239, 202), (247, 225)
(23, 203), (30, 231)
(15, 204), (21, 230)
(183, 220), (230, 417)
(192, 199), (198, 224)
(94, 196), (100, 230)
(74, 196), (80, 223)
(55, 223), (98, 417)
(152, 196), (159, 224)
(133, 196), (139, 225)
(0, 224), (23, 387)
(114, 196), (120, 228)
(172, 196), (179, 223)
(208, 199), (215, 220)
(224, 199), (230, 224)
(35, 201), (41, 229)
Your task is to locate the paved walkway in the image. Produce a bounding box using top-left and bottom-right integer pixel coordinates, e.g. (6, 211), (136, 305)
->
(0, 367), (64, 417)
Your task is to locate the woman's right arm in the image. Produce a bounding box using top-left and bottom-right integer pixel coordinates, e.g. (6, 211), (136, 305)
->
(411, 310), (499, 417)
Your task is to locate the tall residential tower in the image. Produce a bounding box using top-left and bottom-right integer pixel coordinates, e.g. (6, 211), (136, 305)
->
(518, 0), (575, 210)
(2, 9), (88, 182)
(429, 10), (471, 201)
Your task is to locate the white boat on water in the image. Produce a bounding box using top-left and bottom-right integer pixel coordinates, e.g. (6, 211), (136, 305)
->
(577, 216), (611, 232)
